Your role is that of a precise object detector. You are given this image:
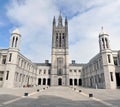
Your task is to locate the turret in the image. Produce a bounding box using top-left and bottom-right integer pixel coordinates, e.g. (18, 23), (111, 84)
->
(99, 27), (116, 89)
(9, 28), (21, 51)
(99, 27), (110, 52)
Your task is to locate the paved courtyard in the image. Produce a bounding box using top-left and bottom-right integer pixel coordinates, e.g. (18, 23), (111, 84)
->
(0, 86), (120, 107)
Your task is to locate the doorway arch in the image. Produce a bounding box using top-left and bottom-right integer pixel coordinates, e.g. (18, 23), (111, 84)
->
(58, 78), (62, 85)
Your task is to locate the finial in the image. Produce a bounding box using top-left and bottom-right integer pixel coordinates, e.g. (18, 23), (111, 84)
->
(101, 26), (103, 31)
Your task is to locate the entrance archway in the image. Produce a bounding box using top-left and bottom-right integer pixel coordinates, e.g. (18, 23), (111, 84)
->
(69, 79), (73, 85)
(58, 78), (62, 85)
(38, 78), (41, 85)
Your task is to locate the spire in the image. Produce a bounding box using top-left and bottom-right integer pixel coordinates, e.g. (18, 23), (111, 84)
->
(65, 16), (68, 25)
(58, 11), (63, 27)
(12, 28), (21, 36)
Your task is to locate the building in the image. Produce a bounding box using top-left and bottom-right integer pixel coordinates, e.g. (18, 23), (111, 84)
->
(0, 14), (120, 89)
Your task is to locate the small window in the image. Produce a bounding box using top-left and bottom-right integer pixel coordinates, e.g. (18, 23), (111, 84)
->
(110, 72), (114, 81)
(74, 70), (76, 72)
(44, 70), (46, 74)
(9, 53), (12, 62)
(108, 54), (111, 63)
(79, 70), (81, 72)
(0, 78), (3, 81)
(70, 70), (72, 72)
(2, 56), (6, 64)
(6, 71), (9, 80)
(48, 69), (51, 74)
(39, 70), (41, 74)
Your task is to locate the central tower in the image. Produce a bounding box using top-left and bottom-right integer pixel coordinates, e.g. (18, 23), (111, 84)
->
(51, 14), (69, 86)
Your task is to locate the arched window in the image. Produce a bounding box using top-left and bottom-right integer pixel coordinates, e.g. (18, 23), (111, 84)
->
(47, 78), (51, 85)
(102, 38), (105, 49)
(62, 35), (65, 47)
(105, 38), (108, 48)
(59, 34), (61, 47)
(56, 34), (58, 47)
(12, 37), (15, 47)
(69, 79), (73, 85)
(43, 78), (46, 85)
(74, 79), (77, 85)
(38, 78), (41, 85)
(15, 37), (18, 47)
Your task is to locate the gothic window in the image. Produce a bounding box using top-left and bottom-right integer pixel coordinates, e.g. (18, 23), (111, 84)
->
(62, 34), (65, 47)
(107, 54), (111, 63)
(6, 71), (9, 80)
(110, 72), (114, 81)
(105, 38), (108, 48)
(56, 34), (58, 47)
(9, 53), (12, 62)
(12, 37), (15, 47)
(44, 70), (46, 74)
(2, 55), (6, 64)
(57, 58), (63, 75)
(15, 37), (18, 47)
(39, 69), (41, 74)
(102, 38), (105, 49)
(59, 33), (61, 47)
(58, 69), (62, 75)
(113, 57), (118, 66)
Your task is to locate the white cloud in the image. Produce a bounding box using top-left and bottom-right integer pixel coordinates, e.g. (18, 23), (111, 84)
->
(6, 0), (120, 63)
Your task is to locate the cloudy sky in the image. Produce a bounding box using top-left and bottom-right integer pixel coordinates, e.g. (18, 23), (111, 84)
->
(0, 0), (120, 63)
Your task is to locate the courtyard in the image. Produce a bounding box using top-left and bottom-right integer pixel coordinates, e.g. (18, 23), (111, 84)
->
(0, 86), (120, 107)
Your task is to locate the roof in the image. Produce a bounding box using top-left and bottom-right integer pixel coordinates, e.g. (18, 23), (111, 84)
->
(12, 28), (21, 35)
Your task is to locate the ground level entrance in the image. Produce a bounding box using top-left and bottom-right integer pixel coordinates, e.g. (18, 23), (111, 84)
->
(58, 78), (62, 85)
(116, 73), (120, 88)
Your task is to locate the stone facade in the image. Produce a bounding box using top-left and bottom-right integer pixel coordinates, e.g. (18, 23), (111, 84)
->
(0, 15), (120, 89)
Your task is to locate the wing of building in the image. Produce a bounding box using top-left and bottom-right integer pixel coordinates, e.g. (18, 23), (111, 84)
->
(0, 15), (120, 89)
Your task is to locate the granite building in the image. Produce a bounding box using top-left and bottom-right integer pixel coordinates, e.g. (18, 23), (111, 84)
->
(0, 14), (120, 89)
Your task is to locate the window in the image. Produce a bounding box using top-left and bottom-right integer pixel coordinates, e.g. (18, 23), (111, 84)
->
(44, 70), (46, 74)
(2, 56), (6, 64)
(102, 38), (105, 49)
(39, 70), (41, 74)
(108, 54), (111, 63)
(6, 71), (9, 80)
(113, 57), (118, 66)
(15, 37), (18, 47)
(74, 70), (76, 72)
(79, 70), (81, 72)
(9, 53), (12, 62)
(110, 72), (114, 81)
(0, 78), (3, 81)
(70, 70), (72, 72)
(0, 71), (4, 74)
(105, 38), (109, 48)
(12, 37), (15, 47)
(48, 69), (51, 74)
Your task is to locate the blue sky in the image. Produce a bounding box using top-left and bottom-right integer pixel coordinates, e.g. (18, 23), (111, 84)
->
(0, 0), (120, 63)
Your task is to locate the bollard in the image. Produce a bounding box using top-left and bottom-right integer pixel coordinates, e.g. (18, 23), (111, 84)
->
(43, 88), (45, 90)
(37, 89), (39, 92)
(24, 93), (28, 96)
(79, 90), (82, 92)
(89, 93), (93, 97)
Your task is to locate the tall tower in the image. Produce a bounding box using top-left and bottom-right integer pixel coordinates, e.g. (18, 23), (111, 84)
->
(51, 14), (69, 86)
(3, 28), (21, 88)
(99, 27), (116, 89)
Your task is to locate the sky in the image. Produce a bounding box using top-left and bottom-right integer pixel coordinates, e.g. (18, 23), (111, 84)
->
(0, 0), (120, 63)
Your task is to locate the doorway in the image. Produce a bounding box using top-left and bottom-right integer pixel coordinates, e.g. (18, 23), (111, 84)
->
(116, 73), (120, 88)
(58, 78), (62, 85)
